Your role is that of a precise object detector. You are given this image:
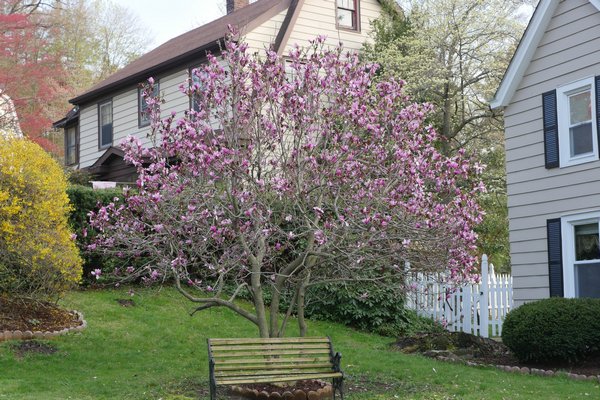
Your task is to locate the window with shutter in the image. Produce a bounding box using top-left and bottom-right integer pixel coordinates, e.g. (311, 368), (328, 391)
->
(559, 212), (600, 298)
(548, 77), (600, 168)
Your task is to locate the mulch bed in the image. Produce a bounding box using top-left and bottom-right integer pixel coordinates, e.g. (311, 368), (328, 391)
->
(0, 295), (81, 332)
(395, 331), (600, 376)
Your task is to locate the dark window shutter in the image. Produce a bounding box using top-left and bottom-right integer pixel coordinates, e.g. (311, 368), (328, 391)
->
(542, 90), (559, 168)
(547, 218), (564, 297)
(595, 76), (600, 159)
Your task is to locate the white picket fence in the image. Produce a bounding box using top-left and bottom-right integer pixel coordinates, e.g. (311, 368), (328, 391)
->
(405, 255), (513, 338)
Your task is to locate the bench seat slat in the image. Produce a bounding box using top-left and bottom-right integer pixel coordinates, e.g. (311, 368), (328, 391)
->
(216, 368), (335, 377)
(213, 349), (331, 358)
(216, 363), (334, 372)
(214, 357), (331, 365)
(218, 372), (343, 386)
(209, 337), (329, 345)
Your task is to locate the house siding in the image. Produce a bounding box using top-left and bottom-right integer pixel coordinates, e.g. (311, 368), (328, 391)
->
(76, 0), (382, 171)
(79, 68), (192, 169)
(504, 0), (600, 306)
(245, 9), (288, 52)
(281, 0), (381, 54)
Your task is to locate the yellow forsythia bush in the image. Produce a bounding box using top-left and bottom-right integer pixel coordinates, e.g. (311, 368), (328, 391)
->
(0, 135), (82, 298)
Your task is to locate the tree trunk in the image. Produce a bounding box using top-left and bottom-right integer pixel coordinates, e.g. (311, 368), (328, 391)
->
(250, 264), (270, 338)
(297, 271), (311, 337)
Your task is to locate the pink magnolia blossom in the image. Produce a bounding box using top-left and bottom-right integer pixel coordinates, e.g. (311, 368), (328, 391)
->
(88, 29), (484, 338)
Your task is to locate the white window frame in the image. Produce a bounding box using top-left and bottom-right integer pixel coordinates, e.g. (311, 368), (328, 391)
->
(561, 211), (600, 298)
(557, 77), (598, 168)
(336, 0), (360, 31)
(98, 99), (113, 149)
(138, 81), (159, 128)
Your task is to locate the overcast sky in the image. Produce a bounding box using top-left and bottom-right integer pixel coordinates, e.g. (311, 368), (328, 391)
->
(127, 0), (226, 50)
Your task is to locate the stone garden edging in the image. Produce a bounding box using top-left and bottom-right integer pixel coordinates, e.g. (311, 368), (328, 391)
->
(0, 310), (86, 341)
(230, 382), (333, 400)
(429, 353), (600, 384)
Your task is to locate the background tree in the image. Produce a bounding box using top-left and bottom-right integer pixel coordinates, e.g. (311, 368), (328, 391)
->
(0, 0), (151, 154)
(90, 0), (152, 80)
(0, 2), (69, 151)
(363, 0), (534, 271)
(89, 34), (484, 338)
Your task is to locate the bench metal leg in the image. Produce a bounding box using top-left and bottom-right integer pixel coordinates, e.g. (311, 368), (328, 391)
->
(209, 383), (216, 400)
(333, 377), (344, 400)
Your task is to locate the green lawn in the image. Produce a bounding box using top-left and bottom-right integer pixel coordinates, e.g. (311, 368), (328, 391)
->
(0, 287), (597, 399)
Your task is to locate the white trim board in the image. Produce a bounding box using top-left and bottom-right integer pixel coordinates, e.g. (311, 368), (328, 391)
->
(490, 0), (600, 109)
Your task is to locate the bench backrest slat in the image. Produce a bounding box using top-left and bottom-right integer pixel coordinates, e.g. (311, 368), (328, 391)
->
(216, 362), (333, 372)
(210, 337), (330, 345)
(208, 337), (337, 381)
(214, 356), (331, 365)
(211, 349), (331, 358)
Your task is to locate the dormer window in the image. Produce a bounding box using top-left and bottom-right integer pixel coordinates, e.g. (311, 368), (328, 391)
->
(337, 0), (359, 31)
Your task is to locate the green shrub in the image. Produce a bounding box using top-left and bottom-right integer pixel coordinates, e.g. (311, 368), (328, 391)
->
(225, 279), (441, 336)
(67, 185), (124, 283)
(502, 297), (600, 364)
(304, 282), (442, 337)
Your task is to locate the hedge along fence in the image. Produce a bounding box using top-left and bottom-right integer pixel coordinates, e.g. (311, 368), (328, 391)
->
(67, 185), (125, 283)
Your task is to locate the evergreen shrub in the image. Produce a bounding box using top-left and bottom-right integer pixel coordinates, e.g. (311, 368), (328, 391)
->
(502, 297), (600, 364)
(67, 185), (124, 283)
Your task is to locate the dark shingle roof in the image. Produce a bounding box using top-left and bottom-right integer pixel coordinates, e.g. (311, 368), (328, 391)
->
(70, 0), (292, 105)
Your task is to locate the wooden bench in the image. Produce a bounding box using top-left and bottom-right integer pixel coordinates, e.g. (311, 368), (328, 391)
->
(207, 337), (344, 399)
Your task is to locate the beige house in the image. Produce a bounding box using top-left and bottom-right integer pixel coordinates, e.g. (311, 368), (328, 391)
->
(491, 0), (600, 305)
(56, 0), (384, 182)
(0, 90), (22, 138)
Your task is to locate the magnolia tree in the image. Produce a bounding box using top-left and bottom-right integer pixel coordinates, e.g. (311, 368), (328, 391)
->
(90, 31), (484, 338)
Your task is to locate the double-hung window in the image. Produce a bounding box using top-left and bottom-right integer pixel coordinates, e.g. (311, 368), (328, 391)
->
(557, 78), (598, 167)
(337, 0), (359, 31)
(190, 67), (207, 113)
(139, 81), (159, 128)
(560, 213), (600, 298)
(65, 125), (78, 165)
(543, 77), (600, 168)
(98, 100), (113, 149)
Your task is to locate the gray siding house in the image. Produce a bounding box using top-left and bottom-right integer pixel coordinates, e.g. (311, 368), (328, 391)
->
(56, 0), (384, 182)
(491, 0), (600, 306)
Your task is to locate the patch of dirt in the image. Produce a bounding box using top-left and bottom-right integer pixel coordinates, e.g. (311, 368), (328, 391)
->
(0, 295), (81, 332)
(116, 299), (135, 307)
(11, 340), (57, 358)
(395, 331), (600, 376)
